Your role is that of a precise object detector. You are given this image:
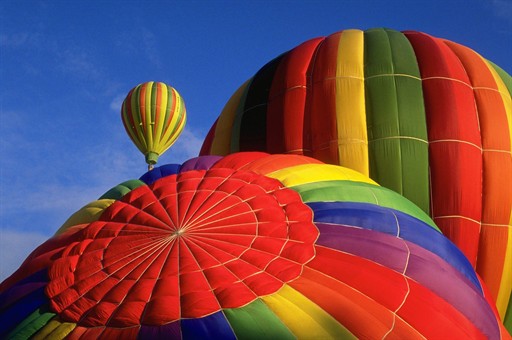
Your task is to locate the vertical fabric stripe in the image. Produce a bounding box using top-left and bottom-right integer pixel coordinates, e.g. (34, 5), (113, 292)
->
(208, 81), (250, 155)
(229, 80), (253, 153)
(309, 32), (340, 163)
(267, 37), (323, 155)
(404, 31), (483, 266)
(335, 29), (369, 176)
(443, 40), (512, 319)
(364, 28), (430, 214)
(238, 56), (284, 152)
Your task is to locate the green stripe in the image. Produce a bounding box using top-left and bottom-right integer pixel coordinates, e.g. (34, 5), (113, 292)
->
(7, 305), (56, 339)
(364, 28), (430, 214)
(488, 60), (512, 97)
(292, 180), (438, 230)
(165, 88), (185, 142)
(224, 299), (295, 339)
(99, 180), (146, 200)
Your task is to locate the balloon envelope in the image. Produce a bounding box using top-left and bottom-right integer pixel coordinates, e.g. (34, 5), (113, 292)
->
(0, 153), (508, 339)
(122, 81), (186, 166)
(200, 28), (512, 327)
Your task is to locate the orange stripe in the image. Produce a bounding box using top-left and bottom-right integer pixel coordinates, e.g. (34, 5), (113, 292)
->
(444, 40), (512, 310)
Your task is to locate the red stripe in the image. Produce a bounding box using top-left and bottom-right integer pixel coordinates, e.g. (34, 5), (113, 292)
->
(308, 32), (340, 163)
(443, 40), (512, 302)
(405, 31), (483, 266)
(295, 246), (485, 338)
(267, 37), (323, 155)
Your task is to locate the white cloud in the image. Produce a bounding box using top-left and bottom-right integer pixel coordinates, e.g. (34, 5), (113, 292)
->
(110, 93), (126, 112)
(0, 229), (51, 281)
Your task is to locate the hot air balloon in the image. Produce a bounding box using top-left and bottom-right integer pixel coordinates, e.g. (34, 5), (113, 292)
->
(0, 153), (509, 339)
(121, 81), (186, 170)
(199, 28), (512, 329)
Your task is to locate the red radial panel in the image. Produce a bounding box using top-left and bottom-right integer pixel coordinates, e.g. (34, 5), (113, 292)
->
(46, 169), (318, 327)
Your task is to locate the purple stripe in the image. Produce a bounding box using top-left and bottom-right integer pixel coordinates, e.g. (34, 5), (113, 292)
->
(139, 321), (181, 339)
(180, 156), (222, 172)
(315, 223), (500, 338)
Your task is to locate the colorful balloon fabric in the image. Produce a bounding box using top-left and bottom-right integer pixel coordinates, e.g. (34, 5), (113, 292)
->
(121, 81), (187, 166)
(199, 28), (512, 327)
(0, 153), (509, 339)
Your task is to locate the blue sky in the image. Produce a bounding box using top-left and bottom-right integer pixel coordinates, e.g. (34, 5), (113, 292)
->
(0, 0), (510, 280)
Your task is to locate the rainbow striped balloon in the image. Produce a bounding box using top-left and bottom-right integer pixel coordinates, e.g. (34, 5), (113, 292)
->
(0, 153), (508, 338)
(122, 81), (186, 167)
(200, 28), (512, 328)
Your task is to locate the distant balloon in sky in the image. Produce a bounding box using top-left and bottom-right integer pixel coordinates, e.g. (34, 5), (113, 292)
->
(0, 153), (509, 339)
(200, 28), (512, 328)
(121, 81), (186, 169)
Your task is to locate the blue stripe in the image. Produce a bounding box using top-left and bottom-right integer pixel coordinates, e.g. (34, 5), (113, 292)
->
(307, 201), (481, 292)
(181, 311), (236, 339)
(140, 164), (181, 184)
(0, 287), (47, 338)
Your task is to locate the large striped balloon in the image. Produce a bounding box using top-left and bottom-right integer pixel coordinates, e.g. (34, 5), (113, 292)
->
(0, 153), (509, 338)
(200, 28), (512, 327)
(121, 81), (186, 167)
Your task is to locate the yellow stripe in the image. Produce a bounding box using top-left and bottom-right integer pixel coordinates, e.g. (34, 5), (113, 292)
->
(56, 199), (115, 234)
(486, 59), (512, 318)
(266, 163), (377, 188)
(154, 83), (168, 154)
(159, 87), (185, 153)
(335, 29), (369, 176)
(33, 319), (75, 340)
(211, 80), (251, 155)
(145, 82), (155, 151)
(261, 285), (354, 339)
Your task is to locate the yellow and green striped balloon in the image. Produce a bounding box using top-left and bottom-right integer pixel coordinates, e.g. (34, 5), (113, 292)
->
(121, 81), (186, 167)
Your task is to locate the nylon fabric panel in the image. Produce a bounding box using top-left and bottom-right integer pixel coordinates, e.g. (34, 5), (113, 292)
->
(266, 163), (377, 188)
(0, 287), (47, 337)
(364, 28), (430, 214)
(290, 266), (420, 338)
(224, 299), (295, 339)
(315, 224), (499, 336)
(261, 285), (353, 338)
(239, 56), (284, 152)
(489, 63), (512, 331)
(308, 201), (480, 288)
(267, 38), (323, 155)
(32, 318), (75, 339)
(444, 40), (512, 319)
(308, 32), (340, 163)
(234, 154), (322, 175)
(294, 180), (437, 229)
(181, 312), (236, 339)
(309, 246), (490, 339)
(56, 199), (115, 234)
(335, 29), (369, 176)
(405, 31), (483, 266)
(230, 81), (253, 153)
(210, 80), (251, 155)
(6, 307), (55, 339)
